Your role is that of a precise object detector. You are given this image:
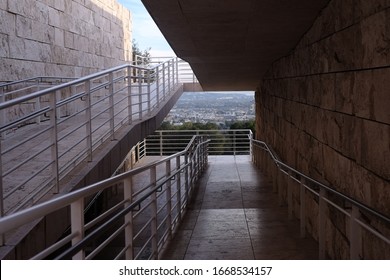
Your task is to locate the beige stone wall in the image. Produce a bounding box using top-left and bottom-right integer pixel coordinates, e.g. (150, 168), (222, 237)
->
(255, 0), (389, 258)
(0, 0), (132, 82)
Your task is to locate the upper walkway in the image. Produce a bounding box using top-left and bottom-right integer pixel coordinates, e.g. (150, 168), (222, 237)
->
(163, 155), (318, 259)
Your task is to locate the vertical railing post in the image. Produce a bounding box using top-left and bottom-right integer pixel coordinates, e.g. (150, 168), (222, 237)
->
(159, 131), (163, 156)
(147, 69), (151, 115)
(108, 72), (115, 140)
(287, 170), (293, 220)
(319, 188), (327, 259)
(168, 61), (171, 94)
(35, 80), (41, 124)
(150, 165), (158, 259)
(300, 177), (306, 238)
(189, 147), (194, 190)
(85, 80), (93, 161)
(138, 68), (142, 120)
(50, 91), (59, 193)
(184, 153), (189, 202)
(124, 177), (133, 259)
(162, 63), (166, 101)
(176, 156), (182, 221)
(350, 205), (361, 259)
(175, 57), (179, 85)
(249, 131), (253, 160)
(127, 66), (133, 125)
(71, 198), (85, 260)
(166, 160), (172, 240)
(233, 130), (236, 156)
(156, 65), (160, 107)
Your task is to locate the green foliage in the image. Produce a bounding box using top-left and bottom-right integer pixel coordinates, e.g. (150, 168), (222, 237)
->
(132, 39), (151, 65)
(228, 120), (255, 134)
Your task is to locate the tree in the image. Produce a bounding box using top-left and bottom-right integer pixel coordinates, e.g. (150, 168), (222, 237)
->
(132, 39), (151, 65)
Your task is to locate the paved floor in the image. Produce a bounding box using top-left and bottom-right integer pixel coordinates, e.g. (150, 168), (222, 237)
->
(162, 155), (319, 260)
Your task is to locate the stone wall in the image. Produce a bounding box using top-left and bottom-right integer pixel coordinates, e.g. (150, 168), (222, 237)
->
(0, 0), (132, 82)
(255, 0), (389, 259)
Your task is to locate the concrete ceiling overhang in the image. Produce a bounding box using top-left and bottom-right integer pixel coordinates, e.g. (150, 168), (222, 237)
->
(141, 0), (330, 91)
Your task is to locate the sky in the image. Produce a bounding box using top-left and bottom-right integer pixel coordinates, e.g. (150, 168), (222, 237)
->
(118, 0), (176, 57)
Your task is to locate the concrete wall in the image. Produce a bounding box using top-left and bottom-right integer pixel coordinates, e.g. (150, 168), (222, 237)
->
(0, 0), (132, 82)
(255, 0), (389, 259)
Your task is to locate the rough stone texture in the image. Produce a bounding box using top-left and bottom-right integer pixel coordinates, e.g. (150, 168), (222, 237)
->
(0, 0), (132, 82)
(256, 0), (390, 259)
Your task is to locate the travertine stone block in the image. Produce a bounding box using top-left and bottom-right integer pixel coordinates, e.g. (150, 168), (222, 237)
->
(360, 10), (388, 68)
(256, 0), (389, 259)
(0, 9), (16, 34)
(0, 34), (9, 57)
(361, 120), (390, 180)
(1, 0), (132, 81)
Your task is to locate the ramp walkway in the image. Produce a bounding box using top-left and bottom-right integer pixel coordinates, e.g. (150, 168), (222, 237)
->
(163, 155), (318, 259)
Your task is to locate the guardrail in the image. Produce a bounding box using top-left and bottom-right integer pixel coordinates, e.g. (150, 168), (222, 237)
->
(251, 139), (390, 259)
(144, 129), (252, 156)
(0, 135), (209, 259)
(0, 57), (188, 216)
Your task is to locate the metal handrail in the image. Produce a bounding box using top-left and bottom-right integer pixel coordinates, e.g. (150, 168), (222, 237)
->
(145, 129), (252, 156)
(0, 57), (196, 216)
(252, 139), (390, 223)
(251, 138), (390, 259)
(0, 135), (210, 259)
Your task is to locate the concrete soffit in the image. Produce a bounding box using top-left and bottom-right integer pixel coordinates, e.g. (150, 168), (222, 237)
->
(141, 0), (330, 91)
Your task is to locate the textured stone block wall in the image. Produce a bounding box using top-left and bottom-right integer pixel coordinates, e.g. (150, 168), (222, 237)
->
(255, 0), (389, 258)
(0, 0), (132, 82)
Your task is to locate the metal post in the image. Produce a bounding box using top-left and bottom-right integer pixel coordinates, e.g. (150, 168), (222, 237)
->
(300, 178), (306, 238)
(35, 80), (41, 124)
(159, 131), (163, 156)
(85, 80), (93, 161)
(319, 188), (326, 259)
(184, 153), (189, 201)
(50, 91), (59, 193)
(168, 61), (171, 94)
(162, 64), (166, 100)
(71, 198), (85, 260)
(124, 177), (133, 259)
(156, 65), (160, 107)
(233, 130), (236, 156)
(147, 70), (151, 115)
(166, 161), (172, 240)
(138, 69), (142, 120)
(176, 156), (182, 221)
(150, 165), (158, 259)
(127, 66), (133, 125)
(175, 57), (179, 85)
(108, 72), (115, 140)
(350, 205), (361, 259)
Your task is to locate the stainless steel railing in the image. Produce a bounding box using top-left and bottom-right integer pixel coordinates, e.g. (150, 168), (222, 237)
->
(0, 135), (209, 259)
(0, 57), (189, 216)
(251, 138), (390, 259)
(144, 129), (252, 156)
